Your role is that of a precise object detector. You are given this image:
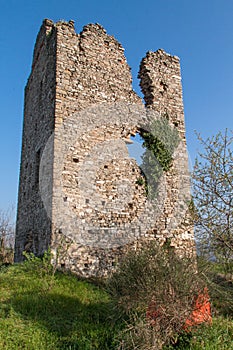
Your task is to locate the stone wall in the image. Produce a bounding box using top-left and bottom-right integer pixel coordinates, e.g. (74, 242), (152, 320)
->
(15, 19), (195, 276)
(54, 20), (140, 122)
(139, 49), (193, 254)
(15, 20), (56, 260)
(139, 50), (187, 140)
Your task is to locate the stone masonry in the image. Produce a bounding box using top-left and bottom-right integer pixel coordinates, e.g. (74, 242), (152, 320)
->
(15, 19), (195, 277)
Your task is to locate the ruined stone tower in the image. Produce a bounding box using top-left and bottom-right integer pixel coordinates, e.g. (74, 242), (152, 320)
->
(15, 19), (194, 277)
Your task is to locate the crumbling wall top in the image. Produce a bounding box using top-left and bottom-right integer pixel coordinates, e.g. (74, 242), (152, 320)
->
(138, 48), (185, 137)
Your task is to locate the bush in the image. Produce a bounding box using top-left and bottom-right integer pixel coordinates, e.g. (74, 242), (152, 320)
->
(22, 250), (56, 293)
(107, 241), (206, 349)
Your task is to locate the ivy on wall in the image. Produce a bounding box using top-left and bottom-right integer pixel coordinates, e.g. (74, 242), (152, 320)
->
(138, 116), (180, 199)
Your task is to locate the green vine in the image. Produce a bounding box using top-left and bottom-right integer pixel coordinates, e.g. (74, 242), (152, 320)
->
(139, 117), (180, 199)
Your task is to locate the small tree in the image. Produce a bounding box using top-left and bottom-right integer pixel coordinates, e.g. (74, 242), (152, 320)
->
(0, 207), (15, 264)
(192, 130), (233, 275)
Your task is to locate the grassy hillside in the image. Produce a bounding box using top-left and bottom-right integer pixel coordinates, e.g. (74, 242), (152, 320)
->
(0, 263), (121, 349)
(0, 259), (232, 349)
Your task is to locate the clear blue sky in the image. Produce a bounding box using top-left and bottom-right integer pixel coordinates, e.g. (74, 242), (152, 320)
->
(0, 0), (233, 212)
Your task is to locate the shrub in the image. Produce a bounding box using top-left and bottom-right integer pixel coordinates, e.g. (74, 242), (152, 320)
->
(107, 241), (207, 349)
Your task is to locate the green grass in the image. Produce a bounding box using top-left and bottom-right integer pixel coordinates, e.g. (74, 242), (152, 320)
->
(0, 260), (232, 349)
(188, 317), (233, 349)
(0, 264), (121, 349)
(163, 318), (233, 350)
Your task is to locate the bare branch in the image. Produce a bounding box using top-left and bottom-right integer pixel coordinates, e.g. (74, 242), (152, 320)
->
(192, 130), (233, 274)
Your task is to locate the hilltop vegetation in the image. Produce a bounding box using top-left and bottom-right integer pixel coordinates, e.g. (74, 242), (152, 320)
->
(0, 247), (232, 350)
